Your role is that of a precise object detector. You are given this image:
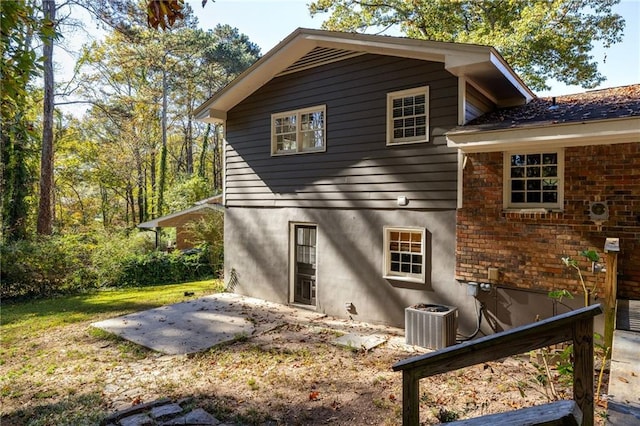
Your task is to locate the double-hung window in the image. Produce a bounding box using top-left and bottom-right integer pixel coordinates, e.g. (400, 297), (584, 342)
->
(383, 227), (426, 283)
(387, 86), (429, 145)
(504, 150), (564, 210)
(271, 105), (326, 155)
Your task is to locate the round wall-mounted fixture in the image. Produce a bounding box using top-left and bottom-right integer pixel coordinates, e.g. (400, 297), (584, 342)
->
(589, 201), (609, 221)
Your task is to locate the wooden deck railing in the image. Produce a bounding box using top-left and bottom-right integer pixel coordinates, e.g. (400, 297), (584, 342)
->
(392, 304), (603, 425)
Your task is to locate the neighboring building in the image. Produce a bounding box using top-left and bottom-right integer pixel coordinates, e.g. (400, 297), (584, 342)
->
(138, 196), (223, 250)
(447, 85), (640, 331)
(194, 28), (639, 334)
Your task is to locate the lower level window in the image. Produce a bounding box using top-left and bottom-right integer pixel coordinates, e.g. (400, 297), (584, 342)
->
(383, 227), (426, 283)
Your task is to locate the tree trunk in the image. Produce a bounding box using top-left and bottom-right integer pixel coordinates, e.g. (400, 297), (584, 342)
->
(150, 149), (156, 218)
(1, 117), (32, 241)
(37, 0), (56, 235)
(136, 156), (144, 224)
(100, 186), (109, 227)
(186, 115), (193, 174)
(157, 61), (168, 216)
(213, 124), (223, 192)
(198, 123), (211, 179)
(1, 13), (33, 242)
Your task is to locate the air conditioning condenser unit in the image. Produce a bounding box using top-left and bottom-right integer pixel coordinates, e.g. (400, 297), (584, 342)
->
(405, 304), (457, 350)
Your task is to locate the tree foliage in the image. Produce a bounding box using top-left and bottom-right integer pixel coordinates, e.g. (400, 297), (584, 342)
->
(308, 0), (626, 90)
(2, 0), (259, 240)
(0, 0), (56, 241)
(72, 19), (259, 228)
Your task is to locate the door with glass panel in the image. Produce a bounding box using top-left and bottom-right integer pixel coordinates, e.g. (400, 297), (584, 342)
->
(293, 225), (317, 306)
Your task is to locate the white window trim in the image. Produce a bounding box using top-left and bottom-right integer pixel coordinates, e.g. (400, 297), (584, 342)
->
(386, 86), (429, 146)
(503, 149), (565, 210)
(271, 105), (326, 156)
(383, 226), (426, 284)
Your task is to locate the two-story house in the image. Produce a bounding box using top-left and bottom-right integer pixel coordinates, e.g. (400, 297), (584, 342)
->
(194, 28), (538, 334)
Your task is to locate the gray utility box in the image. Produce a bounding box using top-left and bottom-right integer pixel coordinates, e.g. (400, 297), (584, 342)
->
(405, 304), (458, 350)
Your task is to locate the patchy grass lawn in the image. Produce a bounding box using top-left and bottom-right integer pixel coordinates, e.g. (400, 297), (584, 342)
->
(1, 281), (605, 425)
(1, 280), (223, 345)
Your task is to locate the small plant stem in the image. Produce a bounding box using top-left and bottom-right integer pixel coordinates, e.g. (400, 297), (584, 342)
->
(595, 345), (611, 403)
(541, 348), (558, 400)
(573, 265), (589, 307)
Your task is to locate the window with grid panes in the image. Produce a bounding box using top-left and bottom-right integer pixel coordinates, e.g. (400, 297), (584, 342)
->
(271, 105), (326, 155)
(383, 227), (425, 283)
(387, 86), (429, 145)
(505, 150), (564, 209)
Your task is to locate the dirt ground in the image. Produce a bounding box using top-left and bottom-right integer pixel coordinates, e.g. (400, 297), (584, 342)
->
(1, 306), (609, 425)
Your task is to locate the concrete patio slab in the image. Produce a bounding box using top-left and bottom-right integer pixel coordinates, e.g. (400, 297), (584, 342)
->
(91, 292), (324, 355)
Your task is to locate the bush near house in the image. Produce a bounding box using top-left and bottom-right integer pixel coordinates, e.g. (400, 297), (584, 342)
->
(0, 231), (219, 300)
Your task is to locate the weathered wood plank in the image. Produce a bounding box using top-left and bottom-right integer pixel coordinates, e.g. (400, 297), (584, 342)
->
(402, 370), (420, 426)
(572, 318), (595, 426)
(446, 400), (582, 426)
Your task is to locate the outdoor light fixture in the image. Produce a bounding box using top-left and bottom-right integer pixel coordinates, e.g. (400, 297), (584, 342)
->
(397, 196), (409, 206)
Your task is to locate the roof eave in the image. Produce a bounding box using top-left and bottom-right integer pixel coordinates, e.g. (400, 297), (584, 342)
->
(194, 28), (533, 122)
(446, 116), (640, 153)
(137, 203), (223, 229)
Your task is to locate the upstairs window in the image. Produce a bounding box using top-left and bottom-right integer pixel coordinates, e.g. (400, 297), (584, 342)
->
(383, 227), (426, 283)
(271, 105), (326, 155)
(387, 86), (429, 145)
(504, 150), (564, 209)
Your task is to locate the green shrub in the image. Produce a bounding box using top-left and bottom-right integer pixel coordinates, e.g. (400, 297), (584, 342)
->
(183, 210), (224, 277)
(0, 230), (214, 299)
(114, 248), (212, 287)
(90, 231), (155, 287)
(0, 233), (99, 299)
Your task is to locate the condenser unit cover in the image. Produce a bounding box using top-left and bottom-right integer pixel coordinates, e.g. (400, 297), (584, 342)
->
(405, 304), (458, 349)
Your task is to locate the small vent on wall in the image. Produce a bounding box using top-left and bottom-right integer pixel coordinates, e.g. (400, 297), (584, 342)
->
(589, 201), (609, 222)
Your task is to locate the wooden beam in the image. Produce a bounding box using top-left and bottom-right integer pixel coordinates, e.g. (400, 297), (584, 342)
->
(446, 400), (582, 426)
(572, 318), (595, 426)
(402, 370), (420, 425)
(604, 252), (618, 353)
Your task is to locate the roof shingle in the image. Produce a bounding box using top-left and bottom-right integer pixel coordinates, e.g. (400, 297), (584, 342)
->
(466, 84), (640, 130)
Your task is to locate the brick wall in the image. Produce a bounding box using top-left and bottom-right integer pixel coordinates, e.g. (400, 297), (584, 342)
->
(456, 142), (640, 300)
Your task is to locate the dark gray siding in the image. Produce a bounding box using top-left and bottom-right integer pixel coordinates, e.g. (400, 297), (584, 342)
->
(225, 54), (459, 209)
(465, 82), (495, 123)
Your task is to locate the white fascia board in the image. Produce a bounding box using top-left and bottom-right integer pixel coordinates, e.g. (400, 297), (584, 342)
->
(195, 38), (314, 122)
(489, 52), (535, 103)
(446, 117), (640, 153)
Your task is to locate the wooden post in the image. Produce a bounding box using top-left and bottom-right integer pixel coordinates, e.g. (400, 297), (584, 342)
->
(573, 318), (594, 426)
(402, 370), (419, 425)
(603, 252), (618, 354)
